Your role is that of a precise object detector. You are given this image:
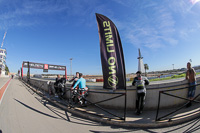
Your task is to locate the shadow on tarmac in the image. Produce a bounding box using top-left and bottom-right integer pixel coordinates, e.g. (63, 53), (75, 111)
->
(34, 96), (101, 127)
(14, 98), (61, 120)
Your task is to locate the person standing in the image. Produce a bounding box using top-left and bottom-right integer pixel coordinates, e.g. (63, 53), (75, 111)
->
(186, 62), (197, 107)
(54, 75), (61, 94)
(132, 71), (149, 115)
(61, 75), (67, 84)
(69, 72), (80, 103)
(55, 75), (61, 82)
(69, 72), (79, 87)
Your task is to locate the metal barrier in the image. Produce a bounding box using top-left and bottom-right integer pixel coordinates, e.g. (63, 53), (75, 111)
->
(25, 78), (127, 121)
(21, 78), (46, 97)
(155, 83), (200, 121)
(21, 77), (200, 122)
(69, 89), (127, 121)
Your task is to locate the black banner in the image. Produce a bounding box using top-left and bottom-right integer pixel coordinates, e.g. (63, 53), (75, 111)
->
(23, 62), (66, 71)
(23, 62), (43, 69)
(48, 64), (66, 70)
(96, 13), (126, 90)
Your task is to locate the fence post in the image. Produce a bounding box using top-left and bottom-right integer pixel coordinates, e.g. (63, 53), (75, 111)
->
(155, 91), (162, 121)
(123, 91), (127, 121)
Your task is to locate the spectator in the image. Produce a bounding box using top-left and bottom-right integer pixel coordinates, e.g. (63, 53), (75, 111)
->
(132, 71), (149, 115)
(54, 75), (61, 94)
(186, 62), (197, 107)
(69, 72), (79, 87)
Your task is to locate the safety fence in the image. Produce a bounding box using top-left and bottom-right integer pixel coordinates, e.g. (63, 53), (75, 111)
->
(21, 77), (127, 121)
(70, 89), (127, 121)
(155, 83), (200, 122)
(20, 76), (200, 122)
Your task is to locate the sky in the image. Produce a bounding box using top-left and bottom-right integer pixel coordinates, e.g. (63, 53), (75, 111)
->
(0, 0), (200, 75)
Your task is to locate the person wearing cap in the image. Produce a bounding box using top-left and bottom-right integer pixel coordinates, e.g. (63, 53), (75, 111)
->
(132, 71), (149, 115)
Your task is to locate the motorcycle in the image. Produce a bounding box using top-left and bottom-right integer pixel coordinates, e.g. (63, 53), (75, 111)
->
(54, 82), (66, 99)
(47, 79), (66, 99)
(47, 81), (55, 97)
(71, 87), (88, 106)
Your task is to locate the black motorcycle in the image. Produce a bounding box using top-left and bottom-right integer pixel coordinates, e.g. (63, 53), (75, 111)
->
(71, 87), (88, 106)
(54, 82), (66, 99)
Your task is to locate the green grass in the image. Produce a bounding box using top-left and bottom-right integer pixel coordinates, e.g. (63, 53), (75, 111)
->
(88, 72), (200, 83)
(149, 76), (172, 82)
(148, 72), (200, 82)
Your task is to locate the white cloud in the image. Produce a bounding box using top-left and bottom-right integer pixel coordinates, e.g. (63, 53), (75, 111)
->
(111, 0), (134, 7)
(180, 30), (188, 39)
(190, 0), (200, 5)
(197, 22), (200, 29)
(114, 0), (199, 51)
(144, 43), (164, 49)
(0, 0), (112, 29)
(119, 2), (178, 50)
(0, 0), (70, 28)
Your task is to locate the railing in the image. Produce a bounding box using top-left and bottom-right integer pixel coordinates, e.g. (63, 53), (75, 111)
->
(20, 77), (200, 122)
(155, 83), (200, 121)
(70, 89), (127, 121)
(22, 77), (127, 121)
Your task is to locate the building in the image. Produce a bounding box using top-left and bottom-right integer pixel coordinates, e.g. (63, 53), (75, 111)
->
(137, 48), (145, 73)
(0, 48), (7, 76)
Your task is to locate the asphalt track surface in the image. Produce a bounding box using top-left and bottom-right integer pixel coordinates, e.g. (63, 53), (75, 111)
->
(0, 77), (200, 133)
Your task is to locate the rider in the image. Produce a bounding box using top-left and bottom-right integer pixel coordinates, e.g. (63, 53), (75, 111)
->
(72, 73), (88, 105)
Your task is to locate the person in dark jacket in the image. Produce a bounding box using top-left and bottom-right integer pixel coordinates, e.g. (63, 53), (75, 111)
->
(69, 72), (79, 87)
(54, 75), (61, 94)
(55, 75), (61, 83)
(61, 75), (66, 84)
(132, 71), (149, 115)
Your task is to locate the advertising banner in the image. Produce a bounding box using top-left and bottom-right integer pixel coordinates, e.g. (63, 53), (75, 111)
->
(96, 13), (126, 90)
(23, 62), (66, 71)
(23, 62), (43, 69)
(48, 64), (66, 70)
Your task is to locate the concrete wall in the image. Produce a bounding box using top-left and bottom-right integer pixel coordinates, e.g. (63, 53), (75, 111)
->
(22, 76), (200, 110)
